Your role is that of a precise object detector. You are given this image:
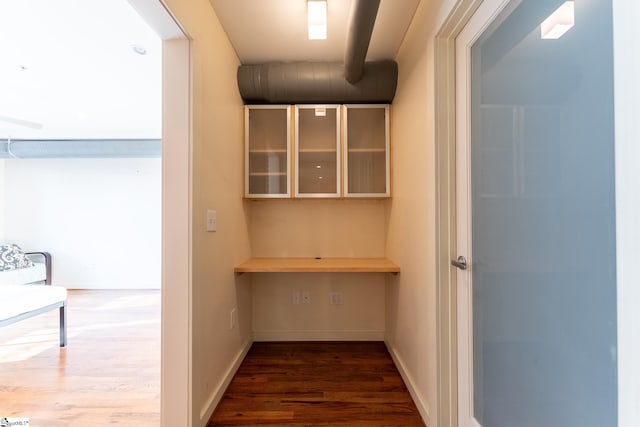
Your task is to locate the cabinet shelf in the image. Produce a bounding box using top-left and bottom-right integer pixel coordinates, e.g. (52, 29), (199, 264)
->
(348, 148), (386, 153)
(299, 148), (337, 153)
(234, 257), (400, 274)
(249, 149), (288, 154)
(249, 172), (287, 177)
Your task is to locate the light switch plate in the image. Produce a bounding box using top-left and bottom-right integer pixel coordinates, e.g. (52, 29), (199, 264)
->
(206, 210), (217, 232)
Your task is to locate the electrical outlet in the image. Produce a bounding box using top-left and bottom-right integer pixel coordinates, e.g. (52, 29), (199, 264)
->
(302, 292), (310, 304)
(330, 292), (343, 305)
(292, 292), (301, 305)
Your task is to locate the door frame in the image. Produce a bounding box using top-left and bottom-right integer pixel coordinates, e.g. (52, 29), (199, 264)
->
(434, 3), (484, 427)
(435, 2), (640, 427)
(127, 0), (192, 425)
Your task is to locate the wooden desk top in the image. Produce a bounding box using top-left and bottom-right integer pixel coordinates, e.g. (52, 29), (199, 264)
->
(234, 257), (400, 274)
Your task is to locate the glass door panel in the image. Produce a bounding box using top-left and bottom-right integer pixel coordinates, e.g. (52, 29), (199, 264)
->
(245, 106), (290, 198)
(295, 105), (340, 197)
(467, 0), (617, 426)
(344, 105), (390, 197)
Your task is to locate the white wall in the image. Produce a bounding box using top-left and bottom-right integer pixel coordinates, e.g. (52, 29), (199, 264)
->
(2, 158), (161, 289)
(0, 159), (5, 235)
(385, 0), (452, 425)
(159, 0), (252, 425)
(250, 199), (387, 341)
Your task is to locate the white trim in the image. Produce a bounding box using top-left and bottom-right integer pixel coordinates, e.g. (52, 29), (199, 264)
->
(434, 2), (485, 425)
(612, 1), (640, 426)
(454, 1), (514, 425)
(159, 30), (192, 427)
(119, 3), (192, 426)
(253, 329), (385, 342)
(198, 337), (253, 422)
(385, 340), (430, 425)
(126, 0), (186, 39)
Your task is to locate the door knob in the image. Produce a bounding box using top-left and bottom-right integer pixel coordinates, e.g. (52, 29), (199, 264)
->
(451, 255), (468, 270)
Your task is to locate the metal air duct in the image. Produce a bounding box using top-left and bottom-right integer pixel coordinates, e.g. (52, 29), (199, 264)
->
(237, 60), (397, 104)
(237, 0), (395, 104)
(344, 0), (381, 84)
(0, 139), (161, 159)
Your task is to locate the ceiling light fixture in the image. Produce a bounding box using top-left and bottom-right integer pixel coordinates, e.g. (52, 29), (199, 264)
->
(307, 0), (327, 40)
(541, 1), (574, 40)
(131, 44), (147, 55)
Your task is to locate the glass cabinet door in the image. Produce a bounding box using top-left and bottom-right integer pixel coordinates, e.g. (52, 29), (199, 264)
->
(343, 105), (390, 197)
(245, 105), (291, 198)
(295, 105), (340, 197)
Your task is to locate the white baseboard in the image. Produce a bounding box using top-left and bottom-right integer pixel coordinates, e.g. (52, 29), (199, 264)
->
(254, 330), (385, 342)
(199, 336), (253, 423)
(385, 340), (431, 425)
(58, 283), (161, 290)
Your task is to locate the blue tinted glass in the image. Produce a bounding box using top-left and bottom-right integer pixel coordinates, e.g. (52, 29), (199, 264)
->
(470, 1), (617, 426)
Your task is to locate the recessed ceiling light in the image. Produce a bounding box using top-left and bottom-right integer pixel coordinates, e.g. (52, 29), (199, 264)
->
(308, 0), (327, 40)
(131, 44), (147, 55)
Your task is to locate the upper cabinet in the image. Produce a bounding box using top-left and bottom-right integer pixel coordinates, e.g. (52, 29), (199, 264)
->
(343, 105), (390, 198)
(245, 104), (390, 199)
(295, 105), (341, 198)
(245, 105), (291, 198)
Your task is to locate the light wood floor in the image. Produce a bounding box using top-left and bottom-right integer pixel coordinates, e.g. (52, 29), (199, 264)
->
(209, 342), (425, 426)
(0, 289), (160, 426)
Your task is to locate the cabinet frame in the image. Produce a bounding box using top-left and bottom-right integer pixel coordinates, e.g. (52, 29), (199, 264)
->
(343, 104), (391, 198)
(294, 105), (342, 198)
(244, 105), (291, 198)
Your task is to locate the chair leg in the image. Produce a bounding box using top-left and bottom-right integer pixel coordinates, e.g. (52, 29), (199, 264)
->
(60, 302), (67, 347)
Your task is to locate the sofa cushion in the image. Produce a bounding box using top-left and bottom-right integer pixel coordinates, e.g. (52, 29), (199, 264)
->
(0, 244), (35, 271)
(0, 263), (47, 286)
(0, 284), (67, 322)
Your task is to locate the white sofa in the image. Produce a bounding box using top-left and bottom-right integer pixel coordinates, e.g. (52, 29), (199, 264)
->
(0, 257), (48, 285)
(0, 250), (67, 347)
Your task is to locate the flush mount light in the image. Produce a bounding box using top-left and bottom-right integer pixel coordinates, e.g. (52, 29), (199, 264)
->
(131, 44), (147, 55)
(541, 1), (574, 39)
(308, 0), (327, 40)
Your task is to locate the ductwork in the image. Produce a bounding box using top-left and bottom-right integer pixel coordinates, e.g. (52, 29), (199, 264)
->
(344, 0), (381, 84)
(237, 60), (397, 104)
(237, 0), (395, 104)
(0, 139), (161, 159)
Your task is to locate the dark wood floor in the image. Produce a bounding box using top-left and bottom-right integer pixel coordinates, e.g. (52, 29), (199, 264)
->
(208, 342), (425, 426)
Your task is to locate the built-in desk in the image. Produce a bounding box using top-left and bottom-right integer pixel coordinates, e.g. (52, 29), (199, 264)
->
(234, 257), (400, 274)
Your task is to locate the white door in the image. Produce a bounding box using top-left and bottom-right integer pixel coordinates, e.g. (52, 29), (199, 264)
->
(455, 1), (618, 426)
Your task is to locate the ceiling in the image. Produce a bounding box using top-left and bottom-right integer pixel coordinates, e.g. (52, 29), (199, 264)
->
(0, 0), (161, 140)
(0, 0), (420, 141)
(209, 0), (421, 64)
